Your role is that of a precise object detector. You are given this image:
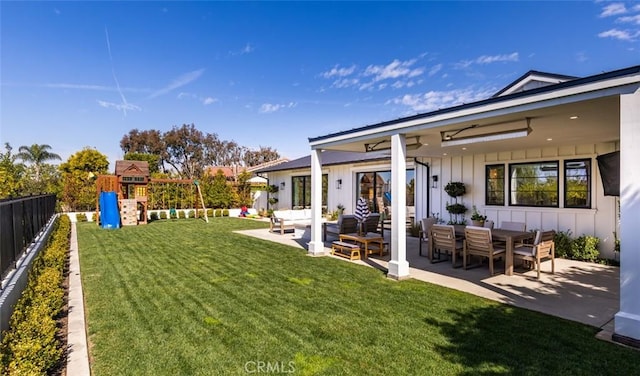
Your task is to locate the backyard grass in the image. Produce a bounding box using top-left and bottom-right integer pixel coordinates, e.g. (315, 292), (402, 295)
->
(77, 218), (639, 375)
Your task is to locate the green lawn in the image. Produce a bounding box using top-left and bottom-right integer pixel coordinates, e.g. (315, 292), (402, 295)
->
(78, 218), (639, 375)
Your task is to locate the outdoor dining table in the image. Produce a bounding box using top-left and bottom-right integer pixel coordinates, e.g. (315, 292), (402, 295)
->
(449, 226), (535, 276)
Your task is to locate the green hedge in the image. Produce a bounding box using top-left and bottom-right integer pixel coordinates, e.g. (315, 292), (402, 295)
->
(1, 215), (70, 375)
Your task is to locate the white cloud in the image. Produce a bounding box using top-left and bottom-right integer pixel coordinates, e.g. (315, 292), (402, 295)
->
(332, 78), (359, 88)
(600, 3), (627, 17)
(259, 102), (297, 113)
(387, 87), (495, 112)
(97, 100), (141, 113)
(321, 65), (356, 78)
(428, 64), (442, 77)
(363, 59), (423, 81)
(148, 69), (205, 98)
(476, 52), (519, 64)
(202, 97), (217, 105)
(455, 53), (519, 69)
(575, 51), (588, 62)
(598, 28), (636, 41)
(617, 14), (640, 25)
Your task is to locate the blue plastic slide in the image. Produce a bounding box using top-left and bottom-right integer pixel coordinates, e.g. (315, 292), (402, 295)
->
(99, 191), (120, 229)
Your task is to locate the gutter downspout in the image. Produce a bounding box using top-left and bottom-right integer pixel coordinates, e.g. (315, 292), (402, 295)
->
(414, 158), (430, 220)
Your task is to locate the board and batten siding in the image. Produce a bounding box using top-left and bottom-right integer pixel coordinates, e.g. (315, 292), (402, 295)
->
(428, 142), (618, 258)
(267, 141), (618, 258)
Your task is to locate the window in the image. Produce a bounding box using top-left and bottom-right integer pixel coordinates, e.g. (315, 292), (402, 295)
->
(291, 174), (327, 209)
(356, 170), (415, 213)
(564, 159), (591, 208)
(485, 164), (505, 205)
(509, 161), (558, 207)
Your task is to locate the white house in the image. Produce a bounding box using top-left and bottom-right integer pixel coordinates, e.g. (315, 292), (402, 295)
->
(298, 65), (639, 347)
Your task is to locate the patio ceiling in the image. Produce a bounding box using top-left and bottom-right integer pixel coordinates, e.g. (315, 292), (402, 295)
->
(319, 95), (620, 158)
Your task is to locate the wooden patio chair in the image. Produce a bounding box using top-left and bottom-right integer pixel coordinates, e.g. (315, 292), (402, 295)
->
(430, 224), (463, 266)
(513, 230), (556, 279)
(499, 221), (526, 231)
(463, 226), (506, 276)
(418, 217), (438, 257)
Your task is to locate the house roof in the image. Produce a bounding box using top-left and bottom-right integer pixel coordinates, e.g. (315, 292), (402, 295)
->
(308, 65), (640, 144)
(253, 150), (390, 173)
(492, 70), (578, 97)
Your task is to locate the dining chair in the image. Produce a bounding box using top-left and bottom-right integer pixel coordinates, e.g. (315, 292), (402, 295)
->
(418, 217), (438, 257)
(483, 220), (494, 229)
(499, 221), (526, 231)
(430, 224), (463, 266)
(513, 230), (556, 279)
(463, 226), (506, 276)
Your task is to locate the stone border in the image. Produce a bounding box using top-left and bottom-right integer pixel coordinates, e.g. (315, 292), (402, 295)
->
(66, 222), (90, 374)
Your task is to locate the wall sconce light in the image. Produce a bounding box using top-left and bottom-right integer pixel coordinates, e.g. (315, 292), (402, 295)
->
(432, 175), (438, 189)
(336, 179), (342, 189)
(280, 181), (285, 190)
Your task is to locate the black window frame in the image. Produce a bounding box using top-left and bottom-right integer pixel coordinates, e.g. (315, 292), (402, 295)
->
(508, 161), (559, 208)
(485, 164), (505, 206)
(291, 174), (327, 209)
(564, 158), (592, 209)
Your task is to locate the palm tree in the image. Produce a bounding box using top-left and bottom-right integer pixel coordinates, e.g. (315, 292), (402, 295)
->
(17, 144), (62, 182)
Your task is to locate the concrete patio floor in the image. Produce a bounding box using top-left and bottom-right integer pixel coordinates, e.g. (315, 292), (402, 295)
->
(236, 227), (620, 342)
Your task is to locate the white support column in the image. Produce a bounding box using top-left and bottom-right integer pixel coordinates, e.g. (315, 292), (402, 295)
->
(388, 134), (410, 280)
(614, 89), (640, 347)
(308, 149), (326, 256)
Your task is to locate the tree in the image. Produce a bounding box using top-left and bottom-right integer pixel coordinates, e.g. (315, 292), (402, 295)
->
(0, 143), (25, 198)
(243, 146), (281, 167)
(120, 129), (165, 172)
(59, 148), (109, 211)
(124, 152), (160, 174)
(16, 144), (62, 183)
(203, 169), (234, 209)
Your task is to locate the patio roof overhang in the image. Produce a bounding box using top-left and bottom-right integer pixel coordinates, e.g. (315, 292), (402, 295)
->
(309, 67), (640, 157)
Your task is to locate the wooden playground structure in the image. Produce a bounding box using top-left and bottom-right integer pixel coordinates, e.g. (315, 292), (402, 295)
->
(95, 160), (207, 226)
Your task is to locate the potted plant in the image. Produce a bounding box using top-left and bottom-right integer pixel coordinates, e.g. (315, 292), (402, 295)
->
(444, 181), (466, 198)
(470, 205), (487, 226)
(444, 181), (467, 224)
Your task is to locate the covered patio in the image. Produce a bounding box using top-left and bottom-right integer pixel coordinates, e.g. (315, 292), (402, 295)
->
(304, 66), (640, 346)
(237, 227), (619, 337)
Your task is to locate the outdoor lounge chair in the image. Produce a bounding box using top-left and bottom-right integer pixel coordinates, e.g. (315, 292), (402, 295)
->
(323, 214), (358, 240)
(463, 226), (506, 276)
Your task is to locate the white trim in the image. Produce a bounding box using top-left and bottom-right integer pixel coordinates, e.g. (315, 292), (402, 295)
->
(310, 76), (640, 148)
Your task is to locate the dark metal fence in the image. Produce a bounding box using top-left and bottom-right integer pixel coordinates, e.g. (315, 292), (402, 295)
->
(0, 194), (57, 279)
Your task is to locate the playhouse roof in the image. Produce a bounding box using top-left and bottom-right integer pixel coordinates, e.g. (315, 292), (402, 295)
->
(115, 160), (149, 177)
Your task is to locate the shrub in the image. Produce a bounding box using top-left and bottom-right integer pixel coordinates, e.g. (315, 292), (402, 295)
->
(0, 215), (69, 375)
(206, 209), (213, 217)
(571, 235), (600, 262)
(159, 211), (167, 220)
(75, 213), (87, 222)
(553, 230), (573, 258)
(178, 210), (186, 219)
(150, 212), (159, 221)
(222, 209), (229, 217)
(214, 209), (222, 217)
(188, 210), (195, 219)
(91, 212), (98, 222)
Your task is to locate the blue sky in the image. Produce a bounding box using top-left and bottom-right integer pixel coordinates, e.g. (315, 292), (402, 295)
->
(1, 1), (639, 168)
